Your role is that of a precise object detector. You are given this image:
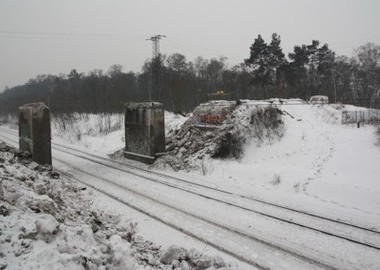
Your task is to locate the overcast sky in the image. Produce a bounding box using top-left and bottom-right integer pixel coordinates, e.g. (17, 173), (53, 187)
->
(1, 0), (379, 92)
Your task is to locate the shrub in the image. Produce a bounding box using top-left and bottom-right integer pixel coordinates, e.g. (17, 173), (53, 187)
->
(250, 107), (283, 131)
(211, 106), (284, 160)
(249, 106), (285, 144)
(0, 113), (18, 129)
(270, 174), (281, 185)
(211, 132), (244, 159)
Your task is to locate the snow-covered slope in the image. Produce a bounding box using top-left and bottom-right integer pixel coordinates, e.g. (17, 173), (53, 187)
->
(189, 100), (380, 227)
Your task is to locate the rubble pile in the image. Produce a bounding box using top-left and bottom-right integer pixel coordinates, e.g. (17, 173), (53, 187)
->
(0, 141), (231, 269)
(157, 101), (285, 171)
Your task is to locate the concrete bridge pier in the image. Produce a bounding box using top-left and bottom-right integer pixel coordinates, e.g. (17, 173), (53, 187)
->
(124, 102), (165, 164)
(19, 102), (52, 165)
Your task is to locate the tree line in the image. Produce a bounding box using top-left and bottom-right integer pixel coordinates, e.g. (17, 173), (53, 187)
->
(1, 34), (379, 114)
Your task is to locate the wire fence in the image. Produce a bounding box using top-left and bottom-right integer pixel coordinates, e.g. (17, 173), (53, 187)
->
(342, 109), (380, 124)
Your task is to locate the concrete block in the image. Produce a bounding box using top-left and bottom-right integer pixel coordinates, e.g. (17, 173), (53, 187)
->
(124, 102), (165, 164)
(19, 102), (52, 165)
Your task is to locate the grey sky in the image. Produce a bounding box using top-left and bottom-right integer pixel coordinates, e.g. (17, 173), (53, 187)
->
(1, 0), (379, 92)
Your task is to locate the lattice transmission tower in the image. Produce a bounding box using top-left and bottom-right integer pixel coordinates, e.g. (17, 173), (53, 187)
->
(146, 35), (166, 101)
(146, 35), (166, 58)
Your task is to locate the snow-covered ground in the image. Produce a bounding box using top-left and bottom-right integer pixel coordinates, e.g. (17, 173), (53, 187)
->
(0, 143), (236, 270)
(50, 113), (125, 156)
(0, 146), (139, 270)
(1, 100), (380, 268)
(192, 101), (380, 226)
(1, 112), (246, 270)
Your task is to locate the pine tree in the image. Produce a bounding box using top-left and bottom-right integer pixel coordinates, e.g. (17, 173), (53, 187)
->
(245, 33), (287, 98)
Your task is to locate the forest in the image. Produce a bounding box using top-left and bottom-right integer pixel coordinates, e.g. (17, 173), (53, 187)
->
(1, 34), (379, 114)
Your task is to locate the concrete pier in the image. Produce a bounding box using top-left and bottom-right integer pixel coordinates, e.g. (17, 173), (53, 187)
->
(124, 102), (165, 164)
(19, 102), (52, 165)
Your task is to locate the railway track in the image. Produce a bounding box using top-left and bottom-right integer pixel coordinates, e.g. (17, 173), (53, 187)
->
(1, 127), (380, 269)
(1, 127), (379, 241)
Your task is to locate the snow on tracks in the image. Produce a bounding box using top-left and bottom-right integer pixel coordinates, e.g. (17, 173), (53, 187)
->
(2, 127), (380, 269)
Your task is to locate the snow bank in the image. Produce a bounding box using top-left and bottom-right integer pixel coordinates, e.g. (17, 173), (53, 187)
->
(164, 111), (189, 137)
(0, 144), (138, 269)
(0, 142), (232, 270)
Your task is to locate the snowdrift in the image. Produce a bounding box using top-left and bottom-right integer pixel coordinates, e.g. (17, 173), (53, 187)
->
(0, 142), (231, 270)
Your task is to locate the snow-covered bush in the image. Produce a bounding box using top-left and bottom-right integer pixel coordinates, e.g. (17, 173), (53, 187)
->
(0, 113), (18, 129)
(211, 131), (244, 159)
(270, 174), (281, 186)
(211, 105), (284, 159)
(249, 106), (284, 143)
(51, 113), (124, 143)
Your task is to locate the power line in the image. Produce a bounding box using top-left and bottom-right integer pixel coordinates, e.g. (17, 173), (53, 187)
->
(0, 30), (144, 38)
(0, 30), (145, 41)
(168, 37), (226, 56)
(329, 35), (380, 47)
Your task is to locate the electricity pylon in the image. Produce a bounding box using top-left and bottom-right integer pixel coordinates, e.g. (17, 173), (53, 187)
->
(146, 35), (166, 101)
(146, 35), (166, 58)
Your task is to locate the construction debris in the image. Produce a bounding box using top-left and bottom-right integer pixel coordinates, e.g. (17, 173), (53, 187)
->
(155, 100), (285, 171)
